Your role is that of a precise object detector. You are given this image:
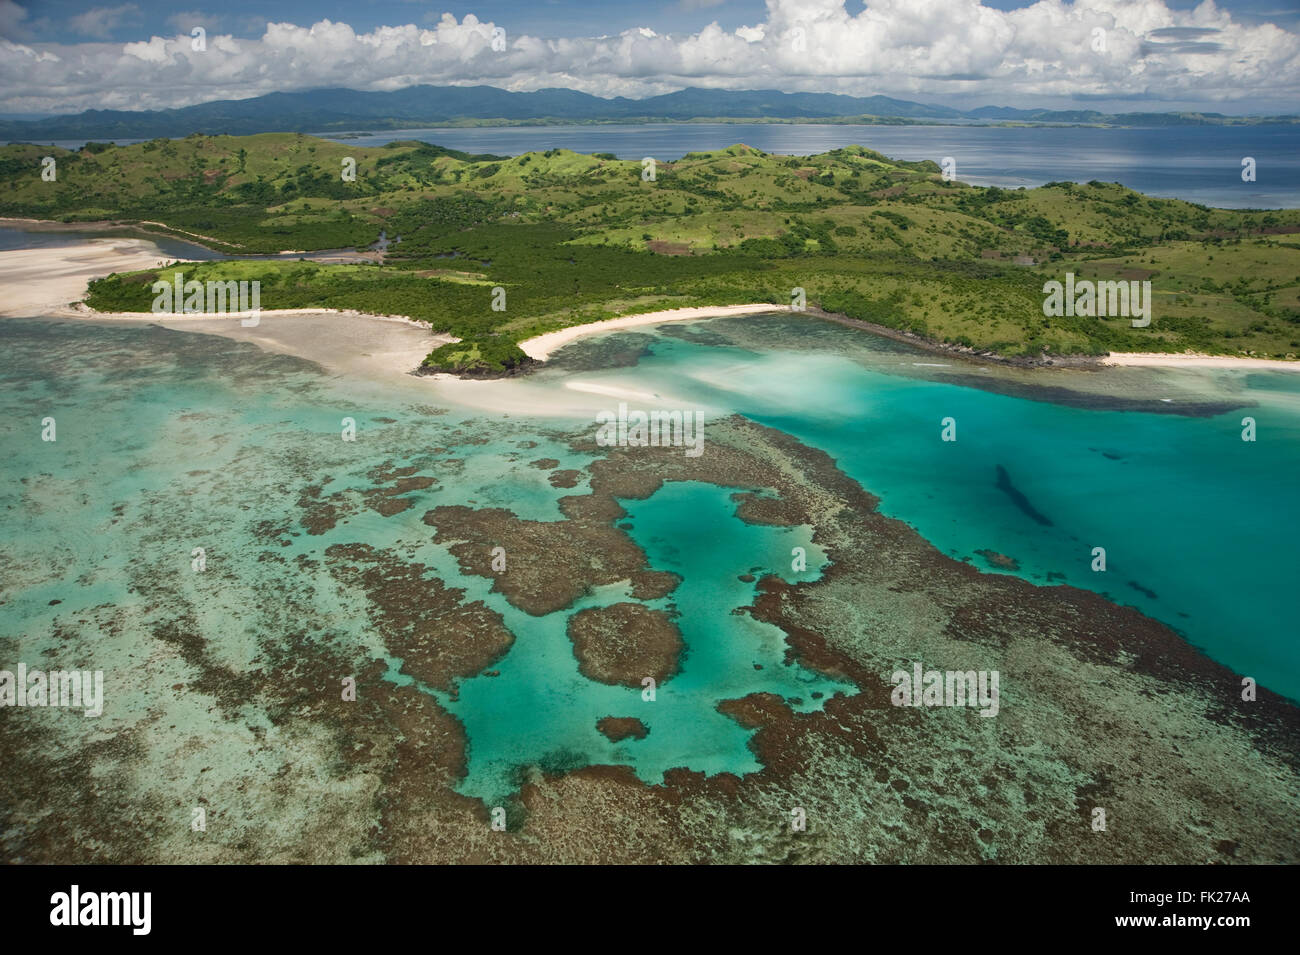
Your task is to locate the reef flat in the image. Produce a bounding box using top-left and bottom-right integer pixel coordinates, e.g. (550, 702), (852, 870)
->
(4, 387), (1296, 862)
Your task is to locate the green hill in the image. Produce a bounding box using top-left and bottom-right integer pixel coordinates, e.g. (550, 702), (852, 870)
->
(3, 132), (1298, 372)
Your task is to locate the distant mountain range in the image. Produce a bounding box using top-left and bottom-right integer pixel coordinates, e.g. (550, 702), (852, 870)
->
(3, 85), (1295, 142)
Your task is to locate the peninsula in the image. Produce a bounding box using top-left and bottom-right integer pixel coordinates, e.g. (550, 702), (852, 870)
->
(1, 134), (1297, 375)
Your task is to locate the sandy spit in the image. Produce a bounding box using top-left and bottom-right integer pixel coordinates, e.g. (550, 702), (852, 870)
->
(1102, 352), (1300, 371)
(518, 304), (791, 360)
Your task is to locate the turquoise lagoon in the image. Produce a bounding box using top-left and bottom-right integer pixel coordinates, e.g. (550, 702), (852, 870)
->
(1, 312), (1297, 806)
(547, 315), (1300, 705)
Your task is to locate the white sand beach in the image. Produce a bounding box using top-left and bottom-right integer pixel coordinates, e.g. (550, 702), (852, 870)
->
(145, 311), (453, 382)
(1103, 352), (1300, 371)
(0, 239), (172, 317)
(54, 304), (453, 383)
(57, 302), (452, 383)
(518, 304), (791, 360)
(7, 236), (1300, 395)
(425, 372), (714, 419)
(0, 237), (451, 380)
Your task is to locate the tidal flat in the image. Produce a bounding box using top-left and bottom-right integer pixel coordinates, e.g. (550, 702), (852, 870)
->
(1, 313), (1297, 863)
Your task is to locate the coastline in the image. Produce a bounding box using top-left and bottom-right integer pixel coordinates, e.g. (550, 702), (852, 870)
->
(1101, 352), (1300, 371)
(0, 238), (171, 317)
(54, 301), (435, 327)
(0, 216), (383, 262)
(54, 303), (456, 384)
(0, 215), (230, 246)
(518, 304), (793, 359)
(4, 230), (1299, 381)
(520, 302), (1299, 374)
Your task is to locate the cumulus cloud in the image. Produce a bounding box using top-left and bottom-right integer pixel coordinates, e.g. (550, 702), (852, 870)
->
(165, 10), (221, 35)
(0, 0), (29, 41)
(68, 3), (140, 40)
(0, 0), (1296, 114)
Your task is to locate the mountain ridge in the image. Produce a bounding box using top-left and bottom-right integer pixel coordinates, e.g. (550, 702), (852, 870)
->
(3, 85), (1294, 142)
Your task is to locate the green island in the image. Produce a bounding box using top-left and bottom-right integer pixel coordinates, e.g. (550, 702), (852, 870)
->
(2, 131), (1298, 374)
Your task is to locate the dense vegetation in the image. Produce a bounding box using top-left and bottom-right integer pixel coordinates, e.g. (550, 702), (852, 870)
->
(3, 132), (1298, 371)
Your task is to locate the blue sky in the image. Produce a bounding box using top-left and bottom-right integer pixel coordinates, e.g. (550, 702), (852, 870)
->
(9, 1), (1298, 41)
(1, 1), (1297, 115)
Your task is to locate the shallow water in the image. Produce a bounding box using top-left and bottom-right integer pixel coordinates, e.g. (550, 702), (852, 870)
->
(540, 314), (1300, 702)
(0, 318), (849, 805)
(0, 225), (225, 260)
(1, 311), (1296, 813)
(430, 480), (846, 804)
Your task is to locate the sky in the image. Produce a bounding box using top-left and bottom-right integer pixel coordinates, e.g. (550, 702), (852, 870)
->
(0, 0), (1297, 116)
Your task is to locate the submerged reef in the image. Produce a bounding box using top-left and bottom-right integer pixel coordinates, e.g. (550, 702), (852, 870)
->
(2, 414), (1298, 864)
(596, 717), (650, 742)
(566, 603), (683, 688)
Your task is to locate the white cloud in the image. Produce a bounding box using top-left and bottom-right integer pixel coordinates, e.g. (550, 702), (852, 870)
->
(0, 0), (29, 41)
(165, 11), (221, 35)
(1, 38), (59, 65)
(68, 4), (139, 40)
(0, 1), (1296, 114)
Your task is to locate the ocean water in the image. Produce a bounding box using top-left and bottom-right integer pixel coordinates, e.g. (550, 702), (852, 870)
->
(1, 310), (1297, 810)
(319, 123), (1300, 209)
(539, 315), (1300, 702)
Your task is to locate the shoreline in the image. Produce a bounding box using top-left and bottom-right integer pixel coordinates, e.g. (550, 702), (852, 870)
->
(0, 238), (173, 317)
(0, 236), (399, 321)
(515, 303), (1102, 370)
(519, 304), (1300, 373)
(56, 301), (436, 328)
(1, 215), (228, 246)
(518, 304), (793, 359)
(50, 303), (455, 385)
(0, 216), (382, 264)
(1101, 352), (1300, 370)
(4, 231), (1298, 380)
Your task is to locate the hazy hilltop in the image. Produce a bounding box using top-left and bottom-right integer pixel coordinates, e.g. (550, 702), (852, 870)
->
(2, 132), (1297, 373)
(2, 85), (1295, 141)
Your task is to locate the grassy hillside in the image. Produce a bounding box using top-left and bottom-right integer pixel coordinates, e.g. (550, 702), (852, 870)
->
(3, 132), (1298, 372)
